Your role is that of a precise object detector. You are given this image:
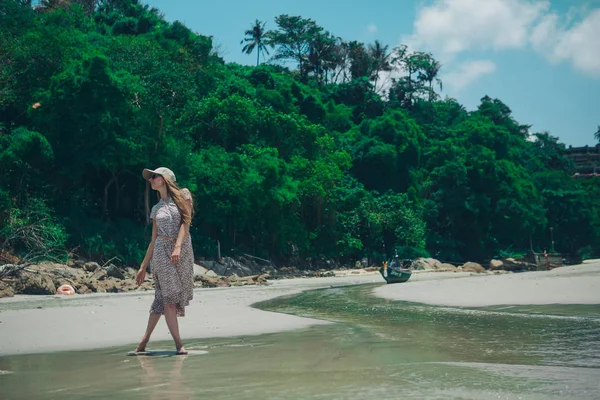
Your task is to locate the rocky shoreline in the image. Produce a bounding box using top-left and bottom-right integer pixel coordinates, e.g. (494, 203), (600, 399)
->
(0, 255), (540, 299)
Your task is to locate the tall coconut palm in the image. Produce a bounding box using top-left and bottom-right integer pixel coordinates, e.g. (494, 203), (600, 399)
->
(368, 40), (391, 90)
(594, 125), (600, 143)
(36, 0), (69, 12)
(419, 56), (443, 102)
(240, 19), (270, 66)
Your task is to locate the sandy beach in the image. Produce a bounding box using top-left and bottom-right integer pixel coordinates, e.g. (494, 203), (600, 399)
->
(2, 266), (600, 399)
(375, 261), (600, 307)
(2, 262), (600, 357)
(0, 274), (383, 356)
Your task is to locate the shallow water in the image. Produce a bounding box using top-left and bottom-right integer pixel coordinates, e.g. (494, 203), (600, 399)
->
(1, 283), (599, 399)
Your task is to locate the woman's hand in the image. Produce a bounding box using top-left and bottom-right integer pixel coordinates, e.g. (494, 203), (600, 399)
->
(136, 268), (146, 285)
(171, 246), (181, 265)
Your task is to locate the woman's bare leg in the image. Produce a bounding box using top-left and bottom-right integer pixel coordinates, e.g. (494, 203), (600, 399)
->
(164, 303), (186, 354)
(136, 313), (161, 352)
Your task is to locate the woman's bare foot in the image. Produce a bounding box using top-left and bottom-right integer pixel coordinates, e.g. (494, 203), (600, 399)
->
(135, 337), (149, 353)
(176, 345), (188, 355)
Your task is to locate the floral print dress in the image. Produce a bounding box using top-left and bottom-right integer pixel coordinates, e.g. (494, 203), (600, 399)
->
(149, 190), (194, 317)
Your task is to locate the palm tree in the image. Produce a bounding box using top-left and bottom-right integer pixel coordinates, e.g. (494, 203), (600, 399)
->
(594, 125), (600, 143)
(36, 0), (67, 12)
(419, 57), (443, 102)
(240, 20), (270, 66)
(308, 31), (336, 84)
(368, 40), (391, 90)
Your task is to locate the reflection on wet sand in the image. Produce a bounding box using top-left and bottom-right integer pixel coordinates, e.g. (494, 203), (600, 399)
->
(0, 282), (598, 399)
(135, 354), (191, 400)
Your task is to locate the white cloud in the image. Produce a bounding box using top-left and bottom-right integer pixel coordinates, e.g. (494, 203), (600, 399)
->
(367, 23), (378, 34)
(406, 0), (549, 60)
(443, 60), (497, 93)
(403, 0), (600, 79)
(532, 9), (600, 77)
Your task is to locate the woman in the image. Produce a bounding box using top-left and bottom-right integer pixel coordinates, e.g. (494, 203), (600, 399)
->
(134, 167), (194, 355)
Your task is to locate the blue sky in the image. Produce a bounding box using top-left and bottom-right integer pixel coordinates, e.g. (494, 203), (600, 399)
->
(145, 0), (600, 147)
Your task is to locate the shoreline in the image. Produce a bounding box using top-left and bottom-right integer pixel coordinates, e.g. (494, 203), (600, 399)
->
(374, 262), (600, 307)
(3, 263), (599, 357)
(0, 274), (383, 356)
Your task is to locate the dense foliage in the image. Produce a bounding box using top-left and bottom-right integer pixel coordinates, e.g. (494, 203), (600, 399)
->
(1, 0), (599, 267)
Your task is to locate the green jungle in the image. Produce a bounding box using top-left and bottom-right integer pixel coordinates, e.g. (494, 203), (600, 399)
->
(2, 0), (599, 268)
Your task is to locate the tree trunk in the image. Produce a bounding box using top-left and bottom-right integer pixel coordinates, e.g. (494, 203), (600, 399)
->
(144, 181), (150, 225)
(152, 114), (163, 156)
(429, 81), (433, 102)
(103, 175), (116, 218)
(114, 175), (120, 214)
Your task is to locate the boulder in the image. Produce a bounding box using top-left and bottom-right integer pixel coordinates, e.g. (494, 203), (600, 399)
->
(193, 264), (208, 278)
(439, 263), (458, 272)
(220, 257), (254, 277)
(105, 264), (125, 280)
(90, 268), (108, 281)
(412, 258), (443, 271)
(0, 281), (14, 298)
(49, 265), (81, 281)
(461, 262), (485, 273)
(97, 277), (127, 293)
(68, 259), (85, 269)
(489, 259), (504, 270)
(124, 267), (137, 280)
(502, 258), (536, 271)
(73, 282), (92, 295)
(196, 275), (225, 288)
(83, 262), (100, 272)
(15, 273), (56, 295)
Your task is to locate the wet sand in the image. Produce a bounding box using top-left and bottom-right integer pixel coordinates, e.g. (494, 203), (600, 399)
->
(0, 274), (383, 356)
(375, 261), (600, 307)
(2, 267), (600, 399)
(3, 262), (599, 357)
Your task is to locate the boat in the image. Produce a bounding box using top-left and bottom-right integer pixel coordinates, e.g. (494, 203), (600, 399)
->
(379, 259), (412, 284)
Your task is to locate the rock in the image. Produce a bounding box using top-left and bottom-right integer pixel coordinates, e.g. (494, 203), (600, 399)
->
(502, 258), (537, 272)
(221, 257), (254, 277)
(68, 259), (85, 269)
(412, 258), (443, 270)
(73, 282), (92, 294)
(205, 270), (219, 277)
(196, 275), (223, 288)
(199, 260), (215, 270)
(124, 267), (137, 279)
(96, 277), (132, 293)
(48, 266), (80, 281)
(0, 281), (14, 298)
(16, 273), (56, 295)
(84, 262), (100, 272)
(137, 281), (154, 291)
(90, 268), (108, 281)
(461, 262), (485, 273)
(489, 259), (504, 270)
(439, 263), (458, 272)
(193, 264), (208, 278)
(105, 264), (125, 280)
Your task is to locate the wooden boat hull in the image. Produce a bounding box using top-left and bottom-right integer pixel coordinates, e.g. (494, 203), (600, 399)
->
(379, 267), (412, 284)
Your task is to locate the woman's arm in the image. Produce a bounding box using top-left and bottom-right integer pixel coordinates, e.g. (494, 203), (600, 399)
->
(136, 219), (157, 285)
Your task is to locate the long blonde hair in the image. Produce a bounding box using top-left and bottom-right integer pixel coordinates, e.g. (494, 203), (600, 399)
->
(157, 178), (194, 226)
